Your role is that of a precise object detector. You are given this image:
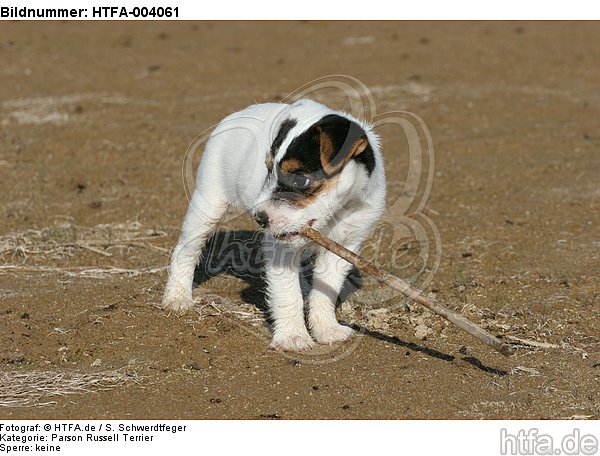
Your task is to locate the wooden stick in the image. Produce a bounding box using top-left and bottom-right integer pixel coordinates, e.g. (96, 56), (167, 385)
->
(300, 226), (515, 357)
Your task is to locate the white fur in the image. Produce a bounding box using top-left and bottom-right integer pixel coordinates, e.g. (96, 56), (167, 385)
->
(163, 99), (386, 351)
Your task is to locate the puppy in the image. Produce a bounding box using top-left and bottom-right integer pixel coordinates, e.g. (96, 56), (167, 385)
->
(163, 99), (386, 351)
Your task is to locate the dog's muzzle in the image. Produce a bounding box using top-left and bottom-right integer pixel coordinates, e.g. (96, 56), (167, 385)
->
(253, 210), (269, 229)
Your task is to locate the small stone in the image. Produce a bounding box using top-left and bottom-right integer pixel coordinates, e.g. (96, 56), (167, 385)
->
(414, 323), (432, 340)
(366, 308), (390, 330)
(340, 302), (353, 315)
(91, 358), (102, 367)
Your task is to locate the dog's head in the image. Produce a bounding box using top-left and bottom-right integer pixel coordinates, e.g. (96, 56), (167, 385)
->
(253, 107), (376, 241)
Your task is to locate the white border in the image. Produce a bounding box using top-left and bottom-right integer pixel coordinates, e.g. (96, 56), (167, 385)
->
(0, 420), (599, 456)
(1, 0), (599, 20)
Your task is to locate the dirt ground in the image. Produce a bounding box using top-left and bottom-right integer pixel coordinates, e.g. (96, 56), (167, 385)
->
(0, 21), (598, 419)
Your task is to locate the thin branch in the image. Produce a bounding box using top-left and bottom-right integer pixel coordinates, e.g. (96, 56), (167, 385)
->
(300, 226), (515, 357)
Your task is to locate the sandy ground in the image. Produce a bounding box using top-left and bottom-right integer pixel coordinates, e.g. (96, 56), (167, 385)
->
(0, 21), (598, 419)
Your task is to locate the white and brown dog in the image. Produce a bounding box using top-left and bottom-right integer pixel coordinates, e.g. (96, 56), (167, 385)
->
(163, 99), (386, 351)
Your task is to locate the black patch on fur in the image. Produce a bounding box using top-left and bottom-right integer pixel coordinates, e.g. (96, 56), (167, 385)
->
(270, 118), (297, 156)
(355, 142), (376, 175)
(282, 114), (375, 178)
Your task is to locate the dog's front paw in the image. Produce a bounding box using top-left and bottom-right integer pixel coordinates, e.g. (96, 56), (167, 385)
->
(161, 294), (195, 314)
(269, 332), (315, 352)
(311, 323), (354, 345)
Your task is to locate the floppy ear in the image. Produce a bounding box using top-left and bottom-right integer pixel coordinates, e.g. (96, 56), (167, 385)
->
(318, 120), (368, 176)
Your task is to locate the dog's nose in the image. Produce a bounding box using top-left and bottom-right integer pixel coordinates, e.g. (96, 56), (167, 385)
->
(254, 211), (269, 229)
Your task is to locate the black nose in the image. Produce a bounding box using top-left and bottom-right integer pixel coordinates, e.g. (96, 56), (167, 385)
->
(254, 211), (269, 229)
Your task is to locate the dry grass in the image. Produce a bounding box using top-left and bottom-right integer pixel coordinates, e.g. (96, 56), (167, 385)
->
(0, 369), (142, 408)
(187, 289), (267, 325)
(0, 264), (166, 278)
(0, 221), (170, 262)
(0, 221), (172, 279)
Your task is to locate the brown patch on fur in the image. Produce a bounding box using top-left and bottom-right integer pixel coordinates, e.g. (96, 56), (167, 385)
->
(319, 129), (368, 175)
(280, 158), (304, 174)
(318, 127), (336, 175)
(350, 137), (368, 156)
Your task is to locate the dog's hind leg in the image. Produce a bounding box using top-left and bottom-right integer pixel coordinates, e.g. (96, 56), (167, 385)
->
(162, 188), (228, 313)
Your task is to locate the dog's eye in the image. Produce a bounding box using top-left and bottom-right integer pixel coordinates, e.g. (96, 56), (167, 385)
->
(277, 173), (315, 195)
(291, 175), (312, 190)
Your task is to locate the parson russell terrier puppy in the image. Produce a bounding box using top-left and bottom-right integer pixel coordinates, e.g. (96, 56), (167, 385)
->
(162, 99), (386, 351)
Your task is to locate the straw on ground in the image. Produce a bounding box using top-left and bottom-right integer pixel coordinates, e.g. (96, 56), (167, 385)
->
(0, 369), (142, 408)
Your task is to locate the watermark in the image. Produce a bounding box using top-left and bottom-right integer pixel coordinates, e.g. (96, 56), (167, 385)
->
(171, 74), (440, 362)
(500, 428), (599, 456)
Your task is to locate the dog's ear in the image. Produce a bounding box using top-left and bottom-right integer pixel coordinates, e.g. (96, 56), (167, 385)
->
(317, 116), (368, 176)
